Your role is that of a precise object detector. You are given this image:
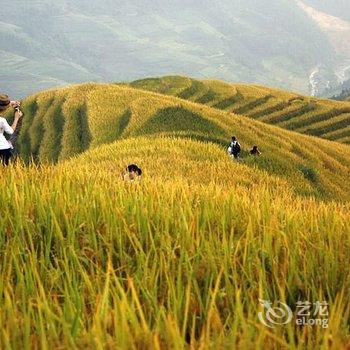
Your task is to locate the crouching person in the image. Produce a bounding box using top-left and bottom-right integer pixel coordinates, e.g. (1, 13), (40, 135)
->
(123, 164), (142, 182)
(250, 145), (261, 156)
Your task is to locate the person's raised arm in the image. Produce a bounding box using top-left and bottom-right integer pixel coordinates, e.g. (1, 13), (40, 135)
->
(7, 101), (23, 133)
(10, 109), (23, 132)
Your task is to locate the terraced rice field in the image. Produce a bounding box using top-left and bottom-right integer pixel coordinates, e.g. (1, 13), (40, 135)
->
(1, 79), (350, 349)
(5, 82), (350, 202)
(130, 77), (350, 144)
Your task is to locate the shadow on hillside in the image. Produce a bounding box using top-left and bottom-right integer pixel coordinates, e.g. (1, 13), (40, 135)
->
(15, 97), (39, 161)
(133, 106), (227, 142)
(15, 98), (92, 163)
(60, 104), (92, 160)
(118, 108), (132, 137)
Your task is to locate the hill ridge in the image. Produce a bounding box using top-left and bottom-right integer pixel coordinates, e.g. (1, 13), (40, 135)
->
(6, 81), (350, 202)
(130, 76), (350, 144)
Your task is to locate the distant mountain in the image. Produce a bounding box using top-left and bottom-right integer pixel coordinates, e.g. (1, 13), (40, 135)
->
(0, 0), (349, 98)
(324, 78), (350, 99)
(337, 91), (350, 101)
(303, 0), (350, 22)
(332, 88), (350, 101)
(297, 1), (350, 96)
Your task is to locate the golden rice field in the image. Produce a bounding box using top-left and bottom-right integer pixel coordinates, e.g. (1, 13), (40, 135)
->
(130, 76), (350, 144)
(1, 80), (350, 349)
(9, 82), (350, 201)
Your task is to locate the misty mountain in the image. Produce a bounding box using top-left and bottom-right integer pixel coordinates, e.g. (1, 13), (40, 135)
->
(326, 77), (350, 100)
(303, 0), (350, 21)
(0, 0), (349, 98)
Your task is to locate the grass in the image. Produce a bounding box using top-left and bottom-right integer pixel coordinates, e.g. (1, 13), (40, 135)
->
(1, 78), (350, 348)
(324, 125), (350, 141)
(0, 138), (349, 349)
(298, 165), (318, 183)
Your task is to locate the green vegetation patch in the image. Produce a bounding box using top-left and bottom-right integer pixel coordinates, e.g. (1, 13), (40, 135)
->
(133, 106), (226, 138)
(299, 165), (318, 183)
(60, 104), (92, 160)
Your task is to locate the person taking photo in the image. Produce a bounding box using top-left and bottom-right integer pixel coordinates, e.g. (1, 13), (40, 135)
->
(0, 94), (23, 166)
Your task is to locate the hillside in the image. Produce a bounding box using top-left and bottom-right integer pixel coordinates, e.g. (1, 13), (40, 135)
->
(325, 77), (350, 98)
(130, 76), (350, 144)
(1, 0), (349, 97)
(1, 82), (350, 348)
(303, 0), (350, 22)
(1, 136), (350, 349)
(7, 82), (350, 201)
(333, 89), (350, 101)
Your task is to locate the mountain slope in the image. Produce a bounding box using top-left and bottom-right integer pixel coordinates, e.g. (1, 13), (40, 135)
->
(130, 76), (350, 144)
(1, 0), (348, 97)
(2, 139), (350, 348)
(332, 90), (350, 102)
(1, 82), (350, 349)
(303, 0), (350, 22)
(328, 79), (350, 100)
(7, 82), (350, 201)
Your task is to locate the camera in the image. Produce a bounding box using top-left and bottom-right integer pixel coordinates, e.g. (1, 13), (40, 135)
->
(14, 106), (23, 117)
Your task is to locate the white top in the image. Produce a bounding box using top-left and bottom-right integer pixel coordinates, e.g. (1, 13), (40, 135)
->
(0, 116), (14, 150)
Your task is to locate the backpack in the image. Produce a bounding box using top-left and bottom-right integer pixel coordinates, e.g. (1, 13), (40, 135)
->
(234, 142), (241, 153)
(230, 141), (241, 154)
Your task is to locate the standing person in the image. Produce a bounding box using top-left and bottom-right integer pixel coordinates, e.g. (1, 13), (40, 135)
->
(0, 94), (23, 166)
(227, 136), (241, 159)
